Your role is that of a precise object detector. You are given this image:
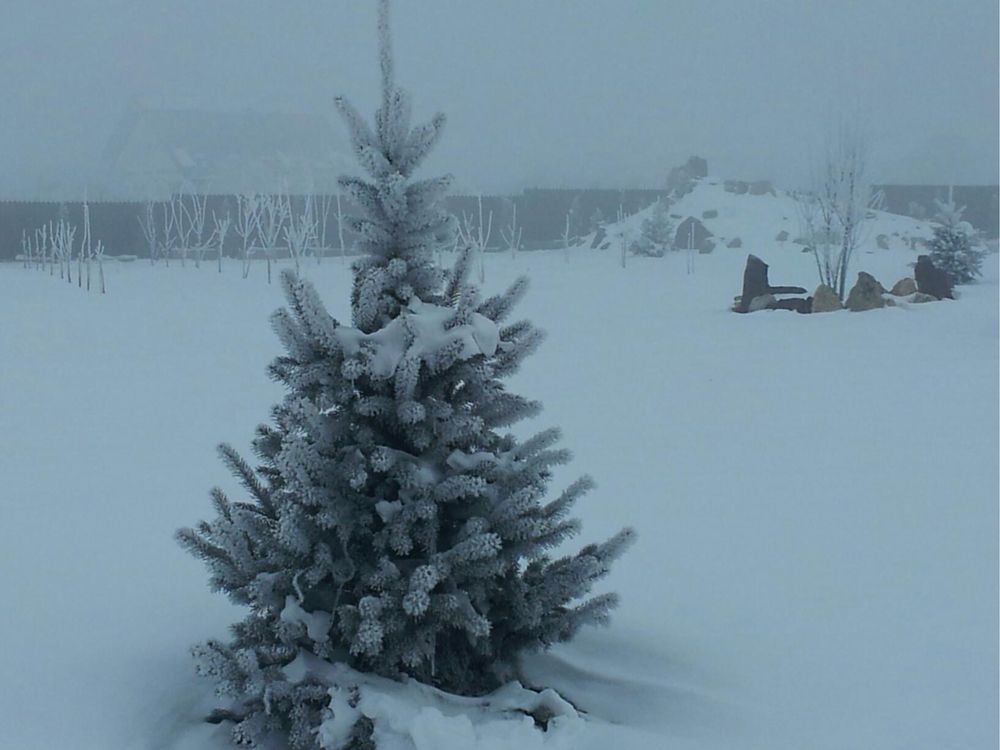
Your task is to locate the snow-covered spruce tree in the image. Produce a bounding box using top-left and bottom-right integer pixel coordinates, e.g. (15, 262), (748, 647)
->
(928, 199), (984, 284)
(631, 198), (673, 257)
(176, 2), (633, 747)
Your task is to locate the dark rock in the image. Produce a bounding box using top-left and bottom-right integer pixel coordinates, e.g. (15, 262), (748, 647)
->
(749, 180), (775, 196)
(699, 240), (715, 254)
(734, 254), (807, 313)
(724, 180), (749, 194)
(590, 227), (607, 249)
(701, 209), (719, 219)
(667, 156), (708, 193)
(775, 230), (789, 243)
(687, 156), (709, 178)
(768, 297), (812, 313)
(845, 272), (887, 312)
(727, 237), (742, 248)
(675, 216), (714, 252)
(914, 255), (954, 300)
(909, 292), (937, 303)
(876, 234), (890, 250)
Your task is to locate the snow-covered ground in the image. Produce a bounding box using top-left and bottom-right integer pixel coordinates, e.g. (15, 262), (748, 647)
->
(1, 238), (997, 749)
(600, 177), (936, 253)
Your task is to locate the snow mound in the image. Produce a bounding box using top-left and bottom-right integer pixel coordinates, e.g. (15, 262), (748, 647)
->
(591, 177), (936, 255)
(283, 652), (583, 750)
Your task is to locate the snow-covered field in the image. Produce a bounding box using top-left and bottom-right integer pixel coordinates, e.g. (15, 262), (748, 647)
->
(1, 240), (997, 749)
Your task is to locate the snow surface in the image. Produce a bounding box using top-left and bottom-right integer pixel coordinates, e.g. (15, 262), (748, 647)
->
(283, 652), (581, 750)
(1, 220), (997, 749)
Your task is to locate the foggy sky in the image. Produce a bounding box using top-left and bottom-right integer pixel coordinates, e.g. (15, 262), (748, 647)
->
(1, 0), (997, 195)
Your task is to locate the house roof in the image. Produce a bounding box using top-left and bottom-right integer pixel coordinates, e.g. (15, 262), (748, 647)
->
(103, 101), (351, 192)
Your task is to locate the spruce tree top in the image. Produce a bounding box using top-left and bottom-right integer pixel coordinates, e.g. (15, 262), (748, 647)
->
(334, 0), (455, 333)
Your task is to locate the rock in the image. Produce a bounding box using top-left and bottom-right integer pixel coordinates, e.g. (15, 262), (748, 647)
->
(724, 180), (749, 194)
(914, 255), (954, 300)
(701, 209), (719, 219)
(590, 227), (607, 249)
(727, 237), (742, 248)
(876, 234), (890, 250)
(811, 284), (843, 312)
(845, 272), (887, 312)
(667, 156), (708, 192)
(698, 240), (715, 254)
(749, 180), (775, 196)
(734, 254), (807, 312)
(775, 230), (789, 242)
(768, 297), (812, 313)
(909, 292), (937, 303)
(747, 294), (776, 312)
(889, 277), (917, 296)
(687, 155), (709, 178)
(674, 216), (714, 252)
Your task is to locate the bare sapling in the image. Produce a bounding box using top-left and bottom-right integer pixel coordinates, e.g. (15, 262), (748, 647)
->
(139, 199), (158, 264)
(50, 218), (77, 284)
(258, 192), (289, 284)
(95, 240), (106, 294)
(170, 195), (188, 267)
(183, 193), (209, 268)
(40, 226), (53, 275)
(500, 201), (522, 259)
(809, 125), (877, 299)
(160, 202), (176, 267)
(283, 195), (317, 275)
(212, 210), (231, 273)
(49, 222), (59, 279)
(796, 193), (829, 290)
(562, 212), (571, 262)
(82, 198), (92, 291)
(314, 192), (334, 264)
(234, 193), (261, 279)
(336, 191), (346, 264)
(458, 195), (492, 284)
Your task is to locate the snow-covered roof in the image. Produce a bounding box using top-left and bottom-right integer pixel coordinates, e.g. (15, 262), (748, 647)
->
(103, 101), (351, 195)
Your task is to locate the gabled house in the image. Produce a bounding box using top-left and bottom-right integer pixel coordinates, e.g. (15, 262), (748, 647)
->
(102, 101), (351, 198)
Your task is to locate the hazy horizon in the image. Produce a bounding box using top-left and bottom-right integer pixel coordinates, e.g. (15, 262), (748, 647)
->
(1, 0), (997, 195)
